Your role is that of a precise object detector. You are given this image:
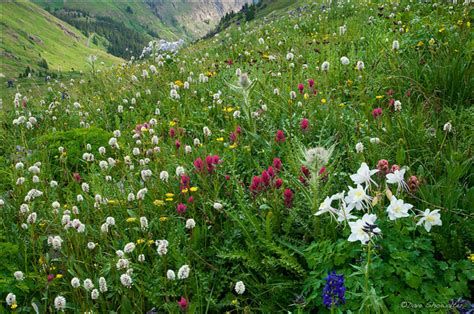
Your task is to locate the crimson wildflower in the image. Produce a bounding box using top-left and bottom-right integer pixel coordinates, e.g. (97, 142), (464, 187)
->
(284, 188), (294, 208)
(300, 118), (309, 131)
(178, 297), (188, 310)
(372, 108), (382, 119)
(273, 158), (282, 171)
(169, 128), (176, 138)
(308, 79), (315, 88)
(177, 203), (187, 215)
(298, 83), (304, 94)
(275, 130), (285, 143)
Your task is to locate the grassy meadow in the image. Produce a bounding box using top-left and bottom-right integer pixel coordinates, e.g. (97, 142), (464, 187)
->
(1, 0), (473, 313)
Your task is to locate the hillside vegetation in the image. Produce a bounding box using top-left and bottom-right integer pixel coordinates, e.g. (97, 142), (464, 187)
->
(1, 0), (473, 313)
(0, 1), (122, 79)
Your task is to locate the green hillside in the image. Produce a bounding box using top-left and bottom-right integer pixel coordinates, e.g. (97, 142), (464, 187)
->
(0, 0), (472, 313)
(0, 1), (123, 79)
(34, 0), (180, 40)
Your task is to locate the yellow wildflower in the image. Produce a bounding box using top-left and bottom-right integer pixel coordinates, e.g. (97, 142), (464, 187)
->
(229, 143), (238, 149)
(108, 199), (118, 205)
(160, 216), (168, 222)
(429, 38), (435, 46)
(231, 299), (238, 305)
(165, 193), (174, 198)
(11, 303), (18, 309)
(190, 187), (198, 192)
(175, 80), (184, 88)
(303, 93), (309, 100)
(181, 188), (189, 194)
(375, 95), (383, 100)
(468, 253), (474, 262)
(56, 274), (63, 279)
(216, 137), (224, 142)
(148, 240), (155, 245)
(416, 41), (424, 47)
(153, 199), (164, 206)
(321, 98), (327, 104)
(136, 239), (145, 245)
(126, 217), (137, 223)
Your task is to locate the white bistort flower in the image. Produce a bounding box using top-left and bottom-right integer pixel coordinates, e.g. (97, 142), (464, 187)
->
(178, 265), (190, 279)
(14, 271), (24, 281)
(235, 281), (246, 294)
(71, 277), (80, 288)
(167, 269), (176, 280)
(54, 295), (66, 311)
(120, 273), (132, 288)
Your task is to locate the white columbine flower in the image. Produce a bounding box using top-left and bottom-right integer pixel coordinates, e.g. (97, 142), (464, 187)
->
(416, 209), (442, 232)
(386, 195), (412, 220)
(348, 213), (381, 244)
(355, 142), (364, 153)
(345, 185), (372, 210)
(386, 169), (407, 192)
(350, 162), (379, 188)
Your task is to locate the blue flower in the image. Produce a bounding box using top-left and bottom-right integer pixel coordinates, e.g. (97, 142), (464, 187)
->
(322, 271), (346, 309)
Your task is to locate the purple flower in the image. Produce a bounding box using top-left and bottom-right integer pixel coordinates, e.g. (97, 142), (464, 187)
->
(322, 271), (346, 309)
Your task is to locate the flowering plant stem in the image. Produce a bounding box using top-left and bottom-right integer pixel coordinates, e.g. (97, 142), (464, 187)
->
(365, 241), (372, 294)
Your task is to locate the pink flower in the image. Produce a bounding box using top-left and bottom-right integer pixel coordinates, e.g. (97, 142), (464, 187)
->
(275, 178), (283, 189)
(177, 203), (187, 215)
(308, 79), (315, 88)
(250, 176), (262, 194)
(194, 157), (204, 172)
(267, 166), (275, 177)
(47, 274), (55, 282)
(275, 130), (286, 143)
(169, 128), (176, 138)
(408, 175), (420, 192)
(298, 83), (304, 94)
(175, 140), (181, 150)
(261, 170), (271, 186)
(273, 158), (282, 171)
(372, 108), (382, 119)
(72, 172), (82, 182)
(188, 196), (194, 203)
(284, 189), (294, 208)
(178, 297), (188, 310)
(390, 164), (400, 173)
(377, 159), (390, 174)
(300, 118), (309, 131)
(180, 175), (190, 190)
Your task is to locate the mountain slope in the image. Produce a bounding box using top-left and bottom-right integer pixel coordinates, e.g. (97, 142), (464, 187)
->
(0, 1), (123, 78)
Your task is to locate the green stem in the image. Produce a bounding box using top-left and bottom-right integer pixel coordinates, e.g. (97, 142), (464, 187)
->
(365, 241), (372, 293)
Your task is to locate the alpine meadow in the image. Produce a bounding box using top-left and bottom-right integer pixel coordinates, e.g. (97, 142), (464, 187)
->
(0, 0), (473, 313)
